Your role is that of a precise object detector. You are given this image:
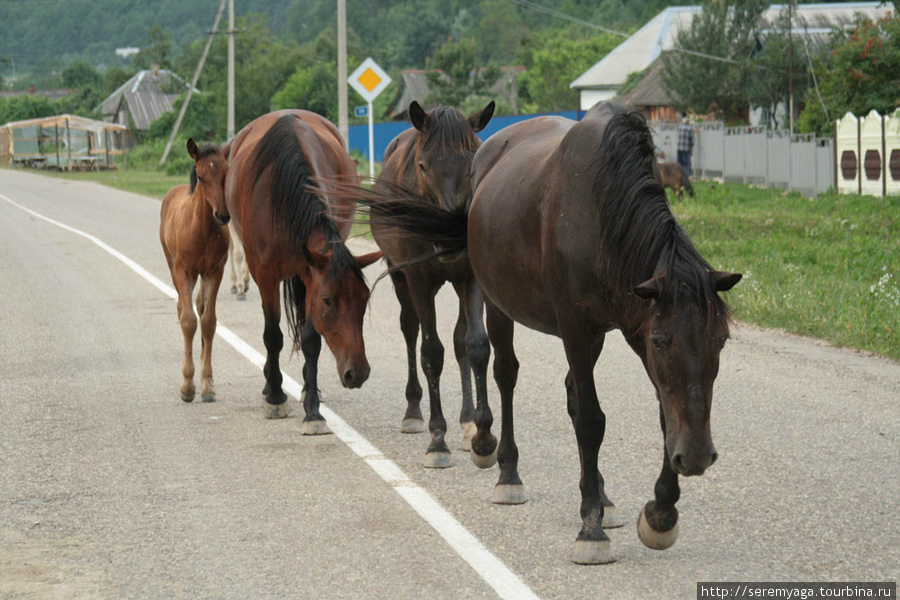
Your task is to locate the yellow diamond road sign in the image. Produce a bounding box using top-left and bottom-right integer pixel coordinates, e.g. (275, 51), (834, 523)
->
(349, 57), (392, 103)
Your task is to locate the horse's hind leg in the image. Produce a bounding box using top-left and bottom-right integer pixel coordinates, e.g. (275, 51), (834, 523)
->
(175, 271), (199, 402)
(392, 271), (425, 434)
(299, 319), (331, 435)
(197, 270), (224, 403)
(258, 273), (290, 419)
(483, 302), (519, 500)
(637, 400), (681, 550)
(452, 278), (481, 452)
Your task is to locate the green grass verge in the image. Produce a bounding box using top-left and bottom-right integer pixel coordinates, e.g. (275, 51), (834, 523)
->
(671, 182), (899, 361)
(17, 166), (900, 361)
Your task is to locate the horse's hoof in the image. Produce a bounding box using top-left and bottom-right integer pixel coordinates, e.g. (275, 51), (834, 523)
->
(201, 393), (216, 403)
(470, 444), (498, 469)
(460, 421), (476, 451)
(401, 418), (426, 434)
(572, 540), (616, 565)
(237, 293), (246, 301)
(492, 483), (526, 505)
(264, 401), (292, 419)
(181, 394), (195, 403)
(300, 419), (332, 436)
(424, 451), (452, 469)
(230, 286), (237, 294)
(602, 505), (626, 529)
(637, 506), (679, 550)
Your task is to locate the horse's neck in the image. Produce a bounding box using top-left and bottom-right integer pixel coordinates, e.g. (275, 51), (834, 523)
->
(191, 187), (214, 223)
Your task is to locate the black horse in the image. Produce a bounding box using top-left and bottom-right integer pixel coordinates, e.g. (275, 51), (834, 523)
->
(350, 102), (741, 564)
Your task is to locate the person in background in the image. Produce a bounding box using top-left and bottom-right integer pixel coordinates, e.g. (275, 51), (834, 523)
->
(677, 116), (693, 177)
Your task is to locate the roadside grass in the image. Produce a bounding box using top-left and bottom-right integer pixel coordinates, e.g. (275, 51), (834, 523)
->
(671, 182), (899, 361)
(15, 164), (899, 361)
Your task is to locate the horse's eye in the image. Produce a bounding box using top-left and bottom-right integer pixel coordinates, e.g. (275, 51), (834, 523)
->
(417, 161), (428, 173)
(650, 335), (669, 352)
(322, 297), (333, 308)
(196, 175), (204, 183)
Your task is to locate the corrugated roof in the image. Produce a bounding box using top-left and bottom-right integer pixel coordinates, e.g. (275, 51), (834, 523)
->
(2, 114), (127, 133)
(99, 69), (197, 130)
(614, 58), (679, 108)
(571, 2), (894, 91)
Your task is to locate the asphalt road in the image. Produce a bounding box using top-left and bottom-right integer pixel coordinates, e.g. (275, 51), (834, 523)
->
(1, 168), (898, 600)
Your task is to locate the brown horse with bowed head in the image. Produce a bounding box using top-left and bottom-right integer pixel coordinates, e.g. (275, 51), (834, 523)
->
(160, 139), (230, 403)
(369, 100), (495, 467)
(224, 110), (381, 433)
(358, 102), (740, 564)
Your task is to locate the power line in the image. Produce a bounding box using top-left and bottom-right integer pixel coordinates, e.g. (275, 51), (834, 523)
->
(508, 0), (628, 37)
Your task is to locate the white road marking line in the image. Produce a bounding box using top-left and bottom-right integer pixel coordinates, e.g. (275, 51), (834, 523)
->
(1, 192), (541, 600)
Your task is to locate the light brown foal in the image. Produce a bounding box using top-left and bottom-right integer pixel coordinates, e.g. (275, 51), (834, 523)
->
(160, 139), (231, 402)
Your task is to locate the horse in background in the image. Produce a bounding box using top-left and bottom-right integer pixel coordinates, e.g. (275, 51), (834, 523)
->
(365, 100), (494, 467)
(226, 224), (250, 300)
(353, 102), (740, 564)
(658, 161), (695, 199)
(159, 138), (230, 403)
(224, 110), (381, 433)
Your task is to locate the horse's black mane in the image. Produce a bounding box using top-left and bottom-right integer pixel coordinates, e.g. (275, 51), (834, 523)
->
(588, 104), (731, 325)
(189, 143), (221, 194)
(399, 105), (480, 176)
(250, 114), (362, 282)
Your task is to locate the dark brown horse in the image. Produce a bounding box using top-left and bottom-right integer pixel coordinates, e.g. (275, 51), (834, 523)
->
(357, 102), (740, 564)
(224, 110), (381, 433)
(159, 139), (230, 403)
(369, 100), (495, 467)
(658, 161), (695, 199)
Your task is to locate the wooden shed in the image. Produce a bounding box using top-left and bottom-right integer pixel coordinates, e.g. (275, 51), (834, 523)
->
(0, 114), (128, 170)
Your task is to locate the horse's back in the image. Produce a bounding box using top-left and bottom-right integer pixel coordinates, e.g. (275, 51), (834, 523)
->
(468, 116), (576, 334)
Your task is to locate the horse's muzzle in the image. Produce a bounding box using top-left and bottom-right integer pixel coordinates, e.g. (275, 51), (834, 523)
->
(215, 212), (231, 226)
(340, 364), (370, 389)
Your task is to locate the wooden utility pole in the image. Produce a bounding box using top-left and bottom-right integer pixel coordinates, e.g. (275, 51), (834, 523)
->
(337, 0), (348, 145)
(227, 0), (235, 142)
(788, 0), (794, 136)
(159, 0), (227, 166)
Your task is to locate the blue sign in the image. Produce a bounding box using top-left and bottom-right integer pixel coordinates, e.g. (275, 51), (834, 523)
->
(354, 105), (368, 118)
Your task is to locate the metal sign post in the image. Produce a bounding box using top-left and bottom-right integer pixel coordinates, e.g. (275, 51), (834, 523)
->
(348, 58), (392, 179)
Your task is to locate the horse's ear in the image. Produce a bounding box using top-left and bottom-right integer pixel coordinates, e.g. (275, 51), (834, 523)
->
(187, 138), (199, 160)
(409, 101), (428, 131)
(710, 271), (742, 292)
(304, 246), (331, 271)
(633, 276), (663, 301)
(355, 250), (383, 269)
(469, 100), (495, 133)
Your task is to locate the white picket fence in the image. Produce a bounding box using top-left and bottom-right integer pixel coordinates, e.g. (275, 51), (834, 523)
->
(834, 109), (900, 198)
(651, 121), (835, 197)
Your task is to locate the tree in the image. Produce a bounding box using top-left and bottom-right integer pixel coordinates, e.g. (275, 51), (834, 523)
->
(662, 0), (768, 121)
(744, 31), (808, 129)
(798, 13), (900, 136)
(515, 28), (619, 112)
(134, 24), (174, 71)
(425, 37), (498, 108)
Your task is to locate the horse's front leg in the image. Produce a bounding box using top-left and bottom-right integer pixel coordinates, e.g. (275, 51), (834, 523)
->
(564, 337), (624, 529)
(174, 271), (198, 402)
(391, 271), (425, 434)
(637, 400), (681, 550)
(299, 318), (330, 435)
(561, 323), (614, 565)
(258, 274), (290, 419)
(409, 282), (450, 468)
(451, 279), (478, 451)
(197, 270), (224, 403)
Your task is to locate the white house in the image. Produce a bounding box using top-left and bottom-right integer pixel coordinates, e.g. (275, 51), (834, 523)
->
(570, 2), (894, 113)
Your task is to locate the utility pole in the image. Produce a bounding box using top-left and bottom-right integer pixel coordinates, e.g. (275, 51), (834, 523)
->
(159, 0), (227, 165)
(227, 0), (235, 141)
(337, 0), (348, 145)
(788, 0), (794, 137)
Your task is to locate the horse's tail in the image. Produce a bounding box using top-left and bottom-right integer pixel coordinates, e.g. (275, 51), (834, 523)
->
(319, 177), (470, 260)
(282, 275), (306, 354)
